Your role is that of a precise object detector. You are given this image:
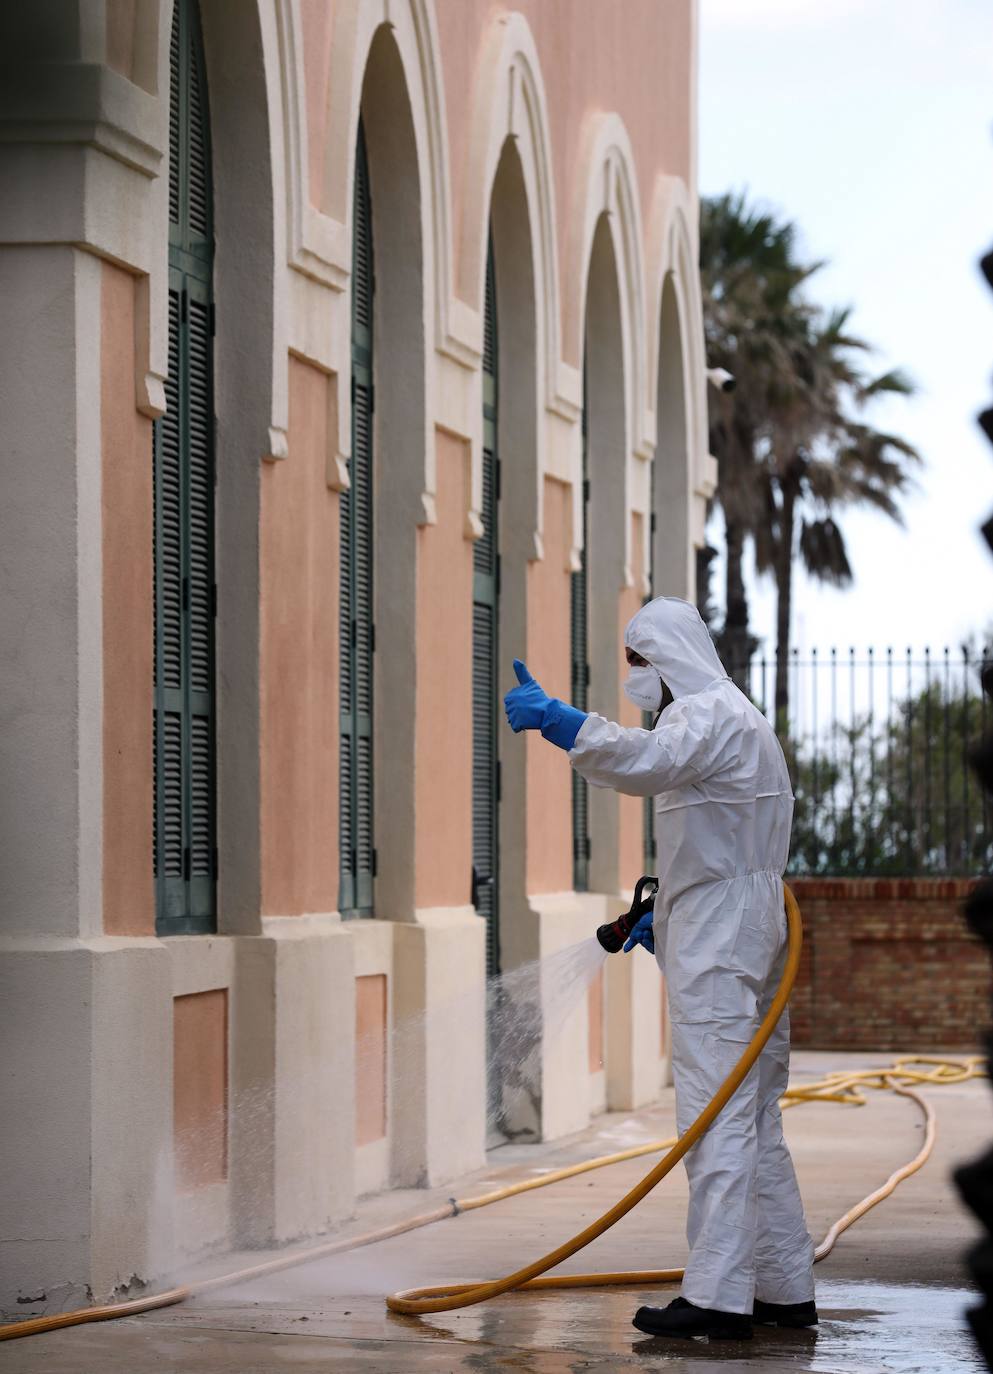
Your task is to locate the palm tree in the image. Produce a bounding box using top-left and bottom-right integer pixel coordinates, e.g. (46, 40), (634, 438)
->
(700, 193), (815, 685)
(752, 306), (920, 722)
(700, 192), (920, 718)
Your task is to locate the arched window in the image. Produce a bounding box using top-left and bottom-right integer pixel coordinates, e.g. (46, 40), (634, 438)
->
(339, 120), (376, 918)
(473, 241), (500, 974)
(483, 138), (540, 1140)
(647, 274), (690, 871)
(580, 213), (627, 897)
(653, 274), (691, 595)
(153, 0), (216, 935)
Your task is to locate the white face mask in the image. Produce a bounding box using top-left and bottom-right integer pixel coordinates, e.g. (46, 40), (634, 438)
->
(623, 664), (664, 713)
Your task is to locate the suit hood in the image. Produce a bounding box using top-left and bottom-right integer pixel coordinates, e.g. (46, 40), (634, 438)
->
(624, 596), (729, 700)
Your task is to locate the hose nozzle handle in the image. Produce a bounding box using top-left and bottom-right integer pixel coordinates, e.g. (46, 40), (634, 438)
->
(596, 875), (659, 953)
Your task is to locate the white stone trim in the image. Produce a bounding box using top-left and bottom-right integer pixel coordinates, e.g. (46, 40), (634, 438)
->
(147, 1), (174, 415)
(258, 0), (291, 464)
(275, 0), (348, 292)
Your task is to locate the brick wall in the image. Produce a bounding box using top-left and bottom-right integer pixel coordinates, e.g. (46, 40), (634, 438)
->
(787, 878), (988, 1051)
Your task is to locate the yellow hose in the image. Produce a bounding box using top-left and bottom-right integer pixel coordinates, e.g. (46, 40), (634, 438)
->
(386, 883), (806, 1313)
(1, 885), (984, 1340)
(812, 1079), (936, 1263)
(386, 896), (983, 1315)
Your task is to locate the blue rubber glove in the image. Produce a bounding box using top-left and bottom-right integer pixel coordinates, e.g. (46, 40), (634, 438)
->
(504, 660), (587, 751)
(504, 659), (550, 730)
(623, 910), (655, 955)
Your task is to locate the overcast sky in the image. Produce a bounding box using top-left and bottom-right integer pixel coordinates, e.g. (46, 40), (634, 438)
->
(698, 0), (993, 657)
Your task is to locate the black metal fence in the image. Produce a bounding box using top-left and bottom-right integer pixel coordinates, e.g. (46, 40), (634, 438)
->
(728, 647), (993, 878)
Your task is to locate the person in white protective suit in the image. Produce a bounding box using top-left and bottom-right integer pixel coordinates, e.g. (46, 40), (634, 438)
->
(503, 595), (816, 1342)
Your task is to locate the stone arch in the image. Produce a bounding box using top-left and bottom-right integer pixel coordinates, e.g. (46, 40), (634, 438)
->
(652, 271), (693, 598)
(146, 2), (289, 930)
(128, 1), (172, 417)
(646, 175), (714, 596)
(201, 2), (288, 464)
(274, 0), (346, 291)
(455, 10), (564, 566)
(485, 138), (540, 941)
(353, 24), (428, 924)
(150, 1), (288, 461)
(457, 13), (559, 404)
(316, 0), (449, 512)
(565, 112), (650, 517)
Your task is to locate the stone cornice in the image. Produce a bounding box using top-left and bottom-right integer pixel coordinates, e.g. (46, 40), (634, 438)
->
(0, 62), (163, 176)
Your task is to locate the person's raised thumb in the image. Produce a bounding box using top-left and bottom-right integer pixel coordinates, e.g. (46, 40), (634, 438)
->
(512, 659), (534, 686)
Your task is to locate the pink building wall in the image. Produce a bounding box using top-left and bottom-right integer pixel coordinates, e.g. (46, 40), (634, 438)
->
(435, 0), (692, 338)
(260, 358), (341, 917)
(0, 3), (696, 1310)
(102, 263), (155, 937)
(415, 432), (475, 910)
(526, 478), (575, 894)
(97, 0), (696, 930)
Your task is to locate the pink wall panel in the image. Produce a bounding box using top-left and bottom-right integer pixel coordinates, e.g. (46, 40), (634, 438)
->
(101, 262), (155, 936)
(415, 431), (474, 908)
(261, 358), (340, 916)
(526, 477), (574, 894)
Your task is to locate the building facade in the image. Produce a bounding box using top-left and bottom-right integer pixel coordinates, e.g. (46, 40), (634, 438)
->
(0, 0), (712, 1313)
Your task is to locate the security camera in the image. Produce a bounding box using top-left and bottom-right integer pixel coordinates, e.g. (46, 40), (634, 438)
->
(707, 367), (736, 394)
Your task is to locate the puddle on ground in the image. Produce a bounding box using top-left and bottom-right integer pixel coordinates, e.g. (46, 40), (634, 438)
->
(410, 1279), (983, 1372)
(806, 1280), (982, 1374)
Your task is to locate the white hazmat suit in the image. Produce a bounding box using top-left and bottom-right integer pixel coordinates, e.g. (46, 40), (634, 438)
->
(569, 596), (815, 1315)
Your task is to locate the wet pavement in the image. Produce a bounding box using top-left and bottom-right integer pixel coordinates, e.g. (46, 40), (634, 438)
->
(2, 1052), (988, 1372)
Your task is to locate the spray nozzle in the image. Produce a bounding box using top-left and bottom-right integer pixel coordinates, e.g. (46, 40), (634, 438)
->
(595, 875), (660, 953)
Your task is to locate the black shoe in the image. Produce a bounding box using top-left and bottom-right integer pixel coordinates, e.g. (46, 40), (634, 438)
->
(752, 1297), (818, 1328)
(632, 1296), (753, 1340)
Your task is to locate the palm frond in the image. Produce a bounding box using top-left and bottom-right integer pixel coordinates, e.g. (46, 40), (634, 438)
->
(799, 518), (853, 587)
(860, 367), (917, 401)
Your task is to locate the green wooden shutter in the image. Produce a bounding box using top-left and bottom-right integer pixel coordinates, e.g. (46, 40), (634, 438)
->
(473, 242), (501, 977)
(571, 370), (591, 892)
(340, 120), (375, 918)
(154, 0), (216, 935)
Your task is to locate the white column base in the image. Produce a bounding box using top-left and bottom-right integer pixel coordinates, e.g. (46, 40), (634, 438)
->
(251, 916), (357, 1244)
(0, 939), (172, 1317)
(391, 907), (487, 1187)
(0, 919), (358, 1319)
(495, 893), (608, 1142)
(606, 925), (668, 1110)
